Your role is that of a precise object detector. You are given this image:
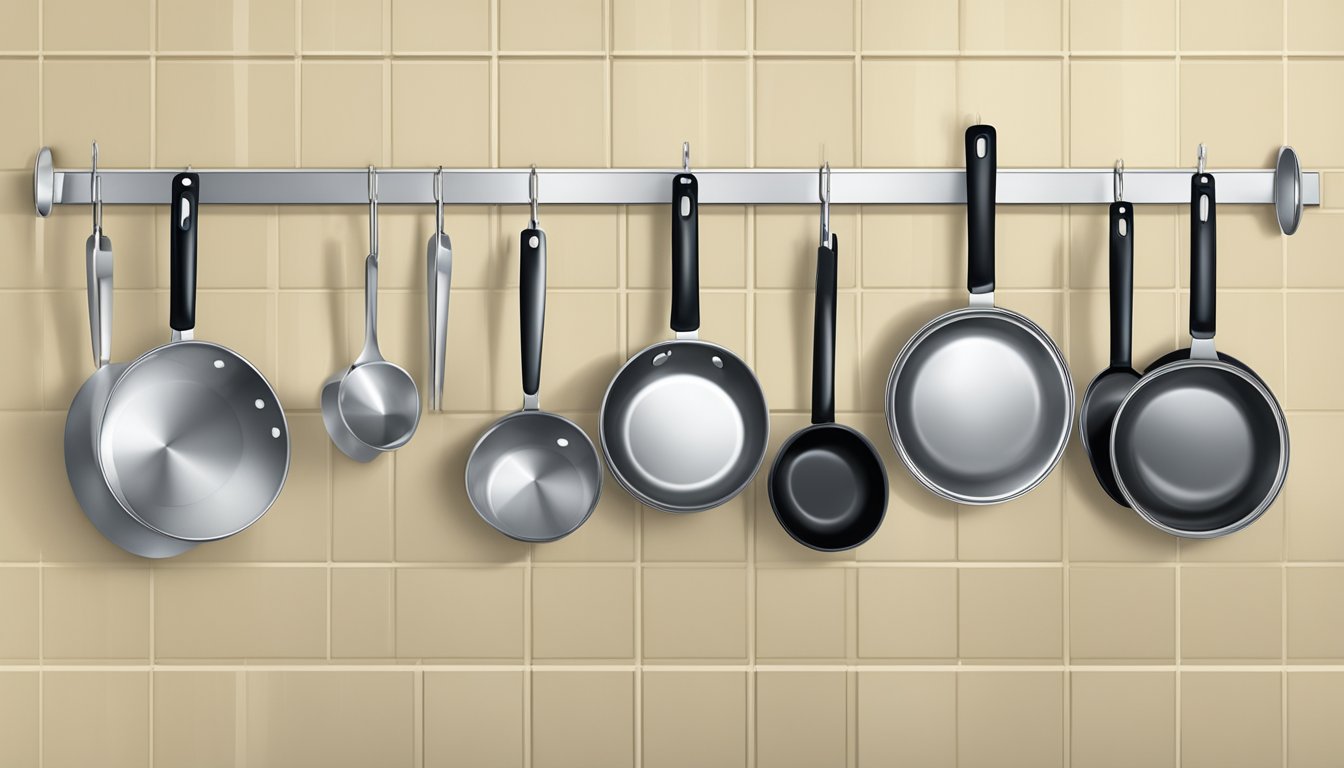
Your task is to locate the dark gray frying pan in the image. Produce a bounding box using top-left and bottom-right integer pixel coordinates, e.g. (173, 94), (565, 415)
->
(769, 230), (887, 551)
(600, 172), (769, 513)
(885, 125), (1073, 505)
(1080, 199), (1139, 506)
(1109, 172), (1289, 537)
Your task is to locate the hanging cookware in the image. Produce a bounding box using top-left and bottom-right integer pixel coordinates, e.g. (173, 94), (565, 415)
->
(94, 172), (289, 543)
(65, 147), (196, 558)
(885, 125), (1073, 504)
(322, 167), (421, 461)
(1109, 160), (1289, 537)
(768, 164), (887, 551)
(466, 168), (602, 541)
(427, 167), (453, 412)
(1079, 162), (1140, 507)
(600, 162), (769, 513)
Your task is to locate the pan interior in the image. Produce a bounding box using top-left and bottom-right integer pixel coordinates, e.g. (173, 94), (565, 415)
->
(1112, 362), (1285, 535)
(466, 411), (602, 542)
(601, 341), (769, 512)
(338, 361), (420, 449)
(98, 341), (289, 541)
(889, 310), (1072, 503)
(769, 424), (887, 551)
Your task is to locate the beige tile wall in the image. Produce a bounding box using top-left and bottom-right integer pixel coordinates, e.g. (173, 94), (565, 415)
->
(2, 0), (1343, 765)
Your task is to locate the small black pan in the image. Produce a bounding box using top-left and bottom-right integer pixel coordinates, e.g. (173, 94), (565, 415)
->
(1109, 171), (1289, 537)
(1079, 199), (1139, 506)
(768, 190), (887, 551)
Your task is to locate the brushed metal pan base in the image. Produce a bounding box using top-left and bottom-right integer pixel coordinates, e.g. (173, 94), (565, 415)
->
(886, 307), (1073, 505)
(601, 339), (769, 514)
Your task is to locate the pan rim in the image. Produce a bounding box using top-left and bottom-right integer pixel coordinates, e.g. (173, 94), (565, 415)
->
(767, 421), (889, 552)
(465, 408), (603, 543)
(599, 337), (769, 514)
(1108, 357), (1289, 539)
(95, 338), (292, 542)
(885, 305), (1074, 506)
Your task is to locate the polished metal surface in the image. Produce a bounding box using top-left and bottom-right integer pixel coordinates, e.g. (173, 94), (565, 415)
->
(323, 180), (421, 461)
(601, 339), (770, 513)
(1079, 367), (1141, 506)
(1275, 146), (1303, 236)
(886, 307), (1074, 505)
(98, 340), (289, 541)
(1110, 359), (1288, 538)
(65, 364), (197, 558)
(33, 147), (52, 216)
(466, 411), (602, 542)
(427, 169), (452, 412)
(37, 162), (1322, 207)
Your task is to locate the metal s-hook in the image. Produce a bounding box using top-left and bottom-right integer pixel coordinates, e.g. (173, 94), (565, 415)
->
(368, 166), (379, 261)
(91, 141), (102, 232)
(434, 166), (444, 236)
(682, 141), (691, 172)
(1113, 159), (1124, 203)
(528, 165), (539, 229)
(819, 162), (831, 247)
(1196, 143), (1207, 175)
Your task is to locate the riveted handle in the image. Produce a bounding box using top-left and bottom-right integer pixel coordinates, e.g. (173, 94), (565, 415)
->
(170, 172), (199, 333)
(965, 125), (997, 296)
(670, 173), (699, 333)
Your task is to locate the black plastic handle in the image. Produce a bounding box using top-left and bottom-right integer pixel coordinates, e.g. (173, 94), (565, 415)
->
(520, 227), (546, 398)
(1108, 201), (1134, 369)
(670, 173), (700, 333)
(1190, 173), (1216, 340)
(170, 172), (199, 332)
(811, 234), (838, 425)
(965, 125), (997, 295)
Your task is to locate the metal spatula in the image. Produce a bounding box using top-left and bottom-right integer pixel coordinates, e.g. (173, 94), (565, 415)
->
(426, 167), (453, 411)
(85, 142), (112, 367)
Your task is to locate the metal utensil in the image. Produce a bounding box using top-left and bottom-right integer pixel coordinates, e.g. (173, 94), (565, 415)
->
(600, 151), (770, 513)
(769, 164), (887, 552)
(95, 172), (289, 542)
(64, 150), (196, 558)
(885, 125), (1073, 504)
(1080, 162), (1141, 507)
(427, 167), (453, 411)
(466, 168), (602, 541)
(322, 167), (421, 461)
(1110, 164), (1289, 537)
(85, 142), (111, 367)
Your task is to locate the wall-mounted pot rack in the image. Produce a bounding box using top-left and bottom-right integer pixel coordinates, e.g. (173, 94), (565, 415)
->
(32, 145), (1317, 235)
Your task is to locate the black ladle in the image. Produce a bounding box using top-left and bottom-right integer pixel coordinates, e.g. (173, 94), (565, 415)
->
(769, 166), (888, 550)
(1080, 196), (1139, 506)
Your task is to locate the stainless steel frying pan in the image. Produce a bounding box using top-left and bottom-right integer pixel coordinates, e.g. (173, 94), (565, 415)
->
(600, 172), (769, 513)
(885, 125), (1073, 504)
(466, 184), (602, 542)
(94, 173), (289, 542)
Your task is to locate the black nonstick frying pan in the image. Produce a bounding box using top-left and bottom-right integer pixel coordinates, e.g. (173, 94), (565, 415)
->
(1109, 171), (1289, 537)
(769, 168), (887, 551)
(1079, 195), (1139, 507)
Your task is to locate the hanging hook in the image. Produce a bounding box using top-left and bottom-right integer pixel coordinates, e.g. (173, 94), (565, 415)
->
(1113, 159), (1124, 203)
(1196, 143), (1207, 175)
(528, 165), (539, 229)
(90, 140), (102, 232)
(819, 162), (831, 247)
(682, 141), (690, 172)
(434, 166), (444, 236)
(368, 166), (379, 261)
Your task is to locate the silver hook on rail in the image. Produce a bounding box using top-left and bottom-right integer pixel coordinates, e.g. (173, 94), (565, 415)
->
(819, 162), (831, 247)
(529, 165), (539, 229)
(1113, 159), (1124, 203)
(90, 141), (102, 233)
(1196, 143), (1207, 176)
(682, 141), (691, 172)
(368, 166), (379, 261)
(434, 166), (444, 236)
